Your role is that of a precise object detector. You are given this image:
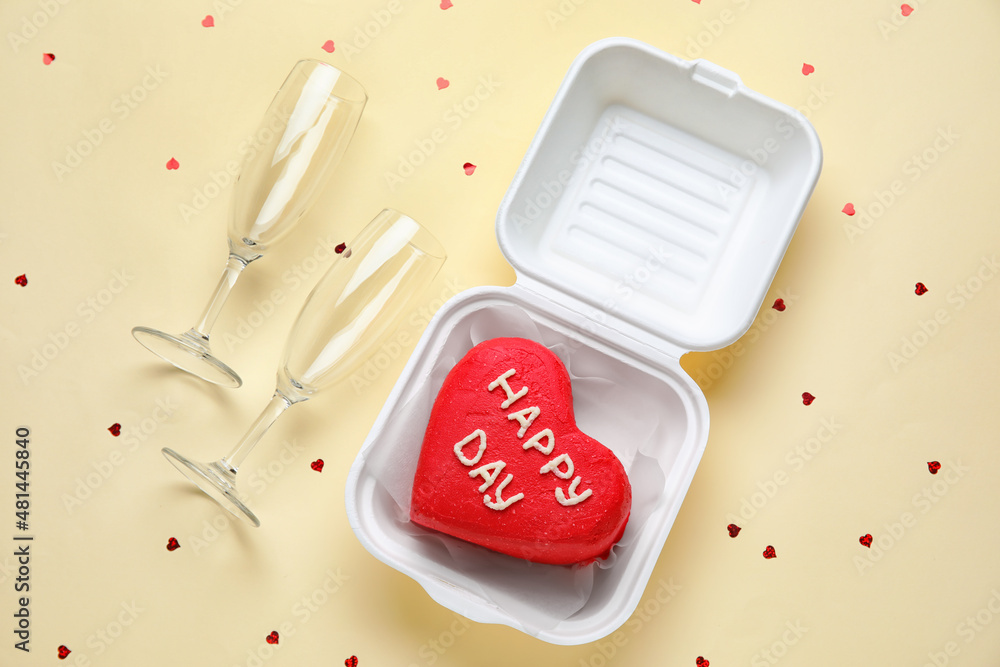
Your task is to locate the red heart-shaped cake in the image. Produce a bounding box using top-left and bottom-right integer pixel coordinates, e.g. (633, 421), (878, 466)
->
(410, 337), (631, 565)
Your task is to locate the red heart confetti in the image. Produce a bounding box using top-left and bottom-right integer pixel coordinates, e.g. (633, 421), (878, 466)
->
(696, 658), (710, 667)
(43, 53), (56, 65)
(201, 15), (214, 27)
(15, 274), (28, 287)
(345, 656), (359, 667)
(463, 162), (476, 175)
(801, 392), (815, 406)
(842, 202), (855, 216)
(914, 282), (928, 295)
(322, 40), (336, 53)
(266, 631), (279, 645)
(311, 459), (324, 472)
(763, 545), (777, 559)
(772, 298), (786, 312)
(166, 157), (180, 170)
(901, 4), (914, 16)
(436, 77), (450, 90)
(335, 242), (347, 254)
(411, 338), (632, 565)
(801, 63), (815, 76)
(692, 0), (702, 3)
(58, 645), (71, 660)
(860, 534), (873, 548)
(166, 537), (180, 551)
(440, 0), (452, 8)
(108, 423), (122, 437)
(727, 523), (741, 538)
(928, 461), (941, 475)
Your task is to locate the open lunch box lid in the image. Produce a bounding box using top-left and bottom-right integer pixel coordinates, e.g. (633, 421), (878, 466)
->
(495, 38), (822, 356)
(345, 37), (822, 645)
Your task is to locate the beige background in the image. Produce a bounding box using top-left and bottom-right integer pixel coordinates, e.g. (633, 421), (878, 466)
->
(3, 0), (1000, 665)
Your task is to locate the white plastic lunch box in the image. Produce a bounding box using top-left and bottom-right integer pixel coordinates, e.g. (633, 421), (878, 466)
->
(345, 37), (822, 644)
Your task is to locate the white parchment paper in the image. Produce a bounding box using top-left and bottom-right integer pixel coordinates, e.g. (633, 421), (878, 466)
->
(363, 302), (678, 630)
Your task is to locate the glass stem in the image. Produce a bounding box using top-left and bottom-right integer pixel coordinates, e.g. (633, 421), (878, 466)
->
(220, 390), (298, 474)
(189, 254), (249, 341)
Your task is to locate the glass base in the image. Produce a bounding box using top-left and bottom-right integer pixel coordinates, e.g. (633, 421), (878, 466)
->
(162, 448), (260, 527)
(132, 326), (242, 388)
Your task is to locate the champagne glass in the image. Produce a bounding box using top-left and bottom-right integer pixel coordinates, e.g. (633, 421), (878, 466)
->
(162, 209), (446, 526)
(133, 60), (367, 388)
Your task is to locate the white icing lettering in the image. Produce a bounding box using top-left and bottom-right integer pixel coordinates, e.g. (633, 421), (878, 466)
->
(453, 429), (487, 467)
(507, 406), (540, 438)
(455, 359), (601, 512)
(488, 368), (528, 409)
(484, 474), (524, 510)
(522, 428), (555, 456)
(469, 460), (506, 493)
(555, 476), (592, 506)
(539, 453), (574, 479)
